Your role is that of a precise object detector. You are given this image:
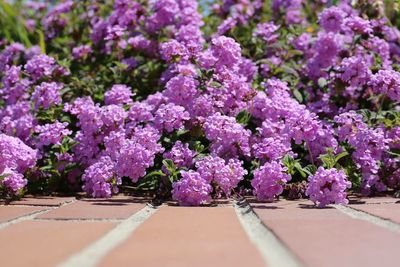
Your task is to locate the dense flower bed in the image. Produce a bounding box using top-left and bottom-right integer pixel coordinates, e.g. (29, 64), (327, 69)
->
(0, 0), (399, 207)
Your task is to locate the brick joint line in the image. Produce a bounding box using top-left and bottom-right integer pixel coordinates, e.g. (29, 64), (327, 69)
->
(57, 204), (158, 267)
(33, 218), (123, 223)
(234, 200), (304, 267)
(5, 199), (76, 208)
(0, 199), (76, 229)
(333, 204), (400, 233)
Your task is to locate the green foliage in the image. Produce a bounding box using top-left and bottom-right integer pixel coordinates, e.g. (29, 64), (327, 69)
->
(319, 148), (349, 169)
(236, 110), (251, 126)
(282, 155), (314, 181)
(0, 0), (32, 46)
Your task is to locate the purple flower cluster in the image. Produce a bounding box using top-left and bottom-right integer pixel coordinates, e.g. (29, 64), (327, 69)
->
(163, 141), (195, 169)
(154, 103), (190, 133)
(82, 156), (120, 198)
(1, 168), (27, 194)
(1, 0), (400, 205)
(204, 113), (251, 158)
(319, 6), (345, 33)
(0, 134), (37, 196)
(306, 167), (351, 207)
(104, 84), (134, 106)
(35, 121), (71, 148)
(31, 82), (63, 110)
(115, 126), (164, 183)
(172, 170), (212, 206)
(24, 54), (56, 80)
(335, 112), (389, 195)
(369, 70), (400, 102)
(196, 155), (247, 196)
(251, 161), (291, 201)
(253, 22), (279, 43)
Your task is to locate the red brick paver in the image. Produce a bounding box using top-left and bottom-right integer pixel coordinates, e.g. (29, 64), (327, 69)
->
(350, 201), (400, 223)
(0, 220), (115, 267)
(9, 196), (75, 206)
(38, 196), (148, 220)
(99, 206), (266, 267)
(0, 205), (45, 223)
(349, 196), (399, 205)
(251, 200), (400, 267)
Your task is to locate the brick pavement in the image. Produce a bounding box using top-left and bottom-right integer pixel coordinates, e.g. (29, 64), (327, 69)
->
(0, 195), (399, 267)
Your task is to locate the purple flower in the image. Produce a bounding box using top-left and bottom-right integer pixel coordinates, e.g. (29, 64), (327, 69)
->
(163, 75), (199, 108)
(105, 25), (126, 41)
(153, 103), (190, 133)
(369, 69), (400, 102)
(127, 102), (154, 125)
(306, 167), (351, 207)
(194, 155), (247, 196)
(252, 136), (291, 161)
(204, 113), (251, 157)
(24, 54), (56, 80)
(104, 130), (126, 161)
(214, 158), (247, 196)
(115, 126), (163, 182)
(0, 133), (37, 173)
(338, 56), (371, 87)
(195, 155), (225, 183)
(345, 16), (372, 35)
(211, 36), (241, 70)
(72, 45), (92, 60)
(35, 121), (72, 147)
(146, 0), (179, 32)
(217, 17), (237, 35)
(1, 66), (31, 104)
(251, 161), (291, 201)
(31, 82), (63, 109)
(163, 141), (195, 169)
(293, 33), (311, 52)
(286, 108), (320, 145)
(318, 7), (345, 33)
(334, 112), (389, 195)
(82, 156), (121, 198)
(104, 84), (134, 106)
(1, 168), (27, 195)
(172, 170), (212, 206)
(253, 22), (280, 43)
(2, 65), (21, 87)
(101, 104), (127, 130)
(314, 32), (342, 62)
(159, 40), (188, 62)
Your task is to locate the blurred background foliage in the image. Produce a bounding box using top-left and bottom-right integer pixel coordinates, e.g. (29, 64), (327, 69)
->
(2, 0), (400, 50)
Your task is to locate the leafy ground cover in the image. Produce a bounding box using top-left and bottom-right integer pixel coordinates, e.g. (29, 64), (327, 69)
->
(0, 0), (400, 206)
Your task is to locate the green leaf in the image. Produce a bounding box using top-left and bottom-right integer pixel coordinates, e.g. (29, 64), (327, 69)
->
(144, 170), (166, 178)
(293, 89), (303, 103)
(303, 165), (317, 176)
(209, 81), (223, 88)
(335, 151), (349, 164)
(0, 173), (10, 181)
(162, 159), (176, 174)
(236, 110), (251, 125)
(37, 30), (46, 54)
(294, 162), (307, 178)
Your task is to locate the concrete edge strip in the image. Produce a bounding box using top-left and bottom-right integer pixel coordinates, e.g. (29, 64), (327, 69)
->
(234, 200), (304, 267)
(57, 204), (158, 267)
(334, 204), (400, 233)
(0, 199), (76, 229)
